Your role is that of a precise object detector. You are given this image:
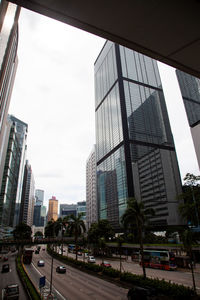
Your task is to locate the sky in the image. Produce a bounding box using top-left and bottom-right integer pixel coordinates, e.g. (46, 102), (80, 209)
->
(9, 8), (199, 208)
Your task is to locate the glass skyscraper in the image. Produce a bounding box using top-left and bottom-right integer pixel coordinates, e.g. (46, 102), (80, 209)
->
(176, 70), (200, 169)
(0, 115), (27, 230)
(0, 1), (20, 197)
(95, 41), (183, 231)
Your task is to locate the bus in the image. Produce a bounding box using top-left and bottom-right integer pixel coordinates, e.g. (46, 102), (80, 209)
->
(139, 250), (177, 271)
(68, 244), (75, 253)
(23, 248), (34, 264)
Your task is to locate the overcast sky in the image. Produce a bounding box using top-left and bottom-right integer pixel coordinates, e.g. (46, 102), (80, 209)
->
(9, 8), (199, 208)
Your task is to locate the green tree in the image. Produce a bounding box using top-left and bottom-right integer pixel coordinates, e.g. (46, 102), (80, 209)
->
(121, 198), (154, 279)
(34, 231), (43, 237)
(13, 222), (32, 240)
(12, 223), (32, 253)
(181, 229), (197, 293)
(88, 219), (114, 244)
(67, 213), (86, 260)
(45, 219), (56, 238)
(54, 216), (70, 254)
(179, 173), (200, 226)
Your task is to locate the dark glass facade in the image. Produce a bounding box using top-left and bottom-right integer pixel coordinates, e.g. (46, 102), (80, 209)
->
(95, 41), (183, 230)
(0, 121), (21, 227)
(176, 70), (200, 128)
(176, 69), (200, 169)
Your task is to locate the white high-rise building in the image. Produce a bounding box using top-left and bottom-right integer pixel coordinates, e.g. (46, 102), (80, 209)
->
(86, 145), (97, 230)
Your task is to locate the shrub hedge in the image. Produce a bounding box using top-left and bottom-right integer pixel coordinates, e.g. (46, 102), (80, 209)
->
(16, 255), (41, 300)
(47, 246), (198, 300)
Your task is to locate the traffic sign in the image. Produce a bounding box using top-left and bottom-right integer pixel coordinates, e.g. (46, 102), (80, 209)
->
(39, 276), (46, 288)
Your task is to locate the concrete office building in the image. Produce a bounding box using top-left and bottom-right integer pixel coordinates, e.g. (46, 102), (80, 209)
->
(176, 70), (200, 170)
(0, 2), (20, 194)
(19, 160), (35, 226)
(95, 41), (183, 230)
(86, 146), (98, 230)
(47, 196), (58, 222)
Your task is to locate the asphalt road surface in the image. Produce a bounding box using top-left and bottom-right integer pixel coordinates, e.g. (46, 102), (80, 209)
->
(62, 246), (200, 292)
(0, 250), (28, 300)
(25, 247), (128, 300)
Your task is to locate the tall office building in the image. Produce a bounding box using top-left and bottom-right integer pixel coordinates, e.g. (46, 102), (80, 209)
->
(47, 196), (58, 222)
(0, 115), (27, 232)
(86, 146), (98, 230)
(35, 189), (44, 206)
(40, 205), (47, 226)
(19, 160), (35, 226)
(95, 41), (183, 230)
(33, 205), (42, 226)
(176, 70), (200, 169)
(0, 2), (20, 193)
(10, 115), (28, 226)
(77, 201), (86, 221)
(59, 203), (77, 218)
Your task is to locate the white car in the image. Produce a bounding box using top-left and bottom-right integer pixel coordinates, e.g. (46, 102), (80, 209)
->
(37, 260), (45, 267)
(88, 256), (95, 263)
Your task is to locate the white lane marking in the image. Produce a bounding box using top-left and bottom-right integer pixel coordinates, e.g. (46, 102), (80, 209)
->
(31, 263), (66, 300)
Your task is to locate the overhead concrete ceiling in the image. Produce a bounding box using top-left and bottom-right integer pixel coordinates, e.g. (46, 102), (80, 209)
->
(9, 0), (200, 78)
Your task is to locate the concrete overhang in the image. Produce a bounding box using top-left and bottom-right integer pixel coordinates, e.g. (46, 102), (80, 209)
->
(9, 0), (200, 78)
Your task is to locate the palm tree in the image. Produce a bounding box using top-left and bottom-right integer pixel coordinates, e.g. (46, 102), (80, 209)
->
(181, 229), (197, 293)
(67, 213), (86, 260)
(98, 237), (106, 263)
(121, 198), (154, 278)
(116, 235), (124, 273)
(45, 219), (56, 238)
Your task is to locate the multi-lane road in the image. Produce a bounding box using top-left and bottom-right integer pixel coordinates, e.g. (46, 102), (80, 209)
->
(25, 248), (129, 300)
(61, 247), (200, 292)
(1, 245), (200, 300)
(0, 251), (28, 300)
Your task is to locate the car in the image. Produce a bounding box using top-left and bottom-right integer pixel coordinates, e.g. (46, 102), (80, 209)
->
(77, 251), (82, 256)
(56, 266), (66, 273)
(88, 256), (96, 263)
(3, 284), (19, 299)
(101, 261), (111, 268)
(3, 256), (8, 261)
(37, 260), (45, 267)
(2, 264), (9, 273)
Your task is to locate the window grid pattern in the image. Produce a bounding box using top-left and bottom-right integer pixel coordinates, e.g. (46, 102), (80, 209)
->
(120, 46), (161, 88)
(95, 83), (123, 161)
(124, 81), (174, 147)
(176, 70), (200, 126)
(97, 146), (128, 228)
(95, 44), (117, 108)
(131, 145), (169, 220)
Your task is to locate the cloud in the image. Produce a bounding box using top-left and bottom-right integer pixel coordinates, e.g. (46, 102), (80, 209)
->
(9, 8), (105, 207)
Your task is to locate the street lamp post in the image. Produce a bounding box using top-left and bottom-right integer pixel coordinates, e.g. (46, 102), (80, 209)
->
(50, 255), (53, 295)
